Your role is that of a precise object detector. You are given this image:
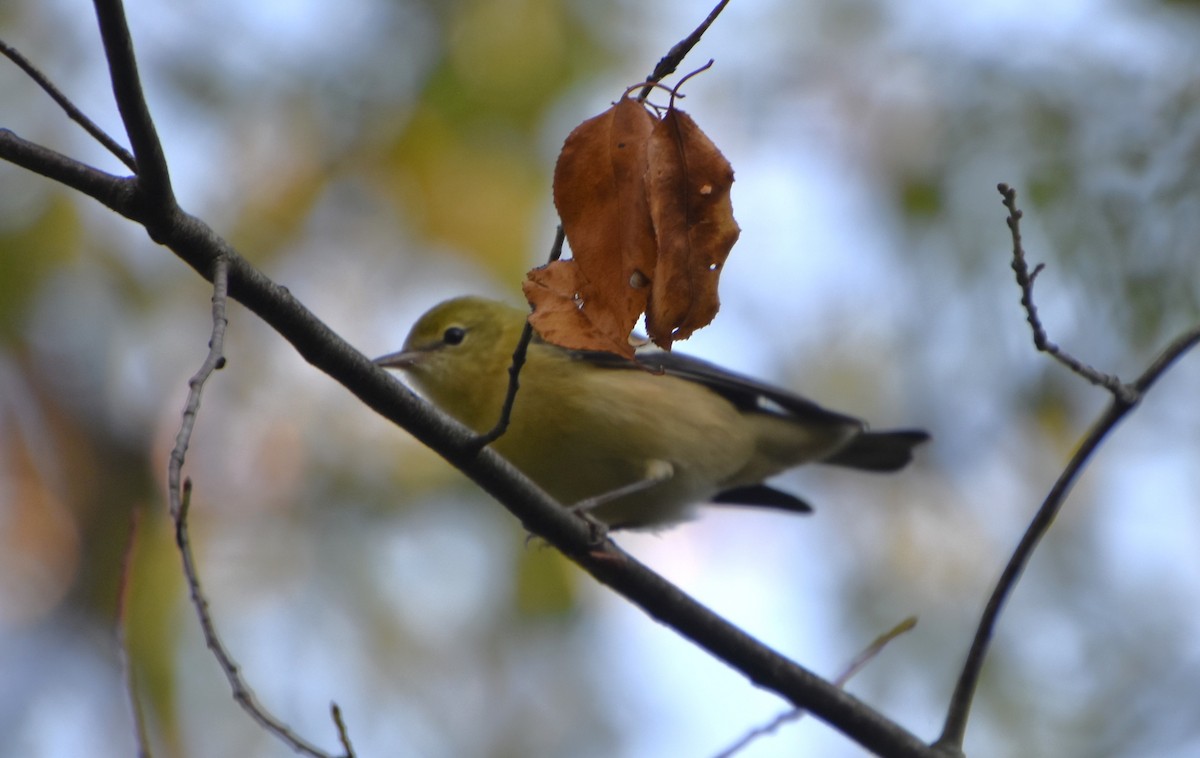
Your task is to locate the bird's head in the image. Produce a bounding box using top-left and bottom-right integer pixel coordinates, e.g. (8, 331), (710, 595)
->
(375, 296), (528, 418)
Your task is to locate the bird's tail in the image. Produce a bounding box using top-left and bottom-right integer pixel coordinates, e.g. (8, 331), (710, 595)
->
(823, 429), (930, 472)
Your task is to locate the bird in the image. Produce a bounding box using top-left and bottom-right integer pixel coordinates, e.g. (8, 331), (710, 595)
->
(376, 296), (928, 530)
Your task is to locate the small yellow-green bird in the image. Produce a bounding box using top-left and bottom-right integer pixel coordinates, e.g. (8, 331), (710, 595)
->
(376, 296), (928, 530)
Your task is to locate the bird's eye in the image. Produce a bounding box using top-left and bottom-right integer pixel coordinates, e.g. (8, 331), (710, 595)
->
(442, 326), (466, 345)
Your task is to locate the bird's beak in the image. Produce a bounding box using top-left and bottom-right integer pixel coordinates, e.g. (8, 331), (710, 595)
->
(373, 349), (421, 370)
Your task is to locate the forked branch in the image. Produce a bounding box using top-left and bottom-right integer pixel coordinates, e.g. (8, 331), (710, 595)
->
(935, 185), (1200, 754)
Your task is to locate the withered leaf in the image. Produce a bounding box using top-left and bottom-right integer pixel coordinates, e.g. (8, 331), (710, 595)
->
(532, 94), (738, 356)
(544, 97), (657, 352)
(523, 259), (637, 359)
(644, 107), (739, 348)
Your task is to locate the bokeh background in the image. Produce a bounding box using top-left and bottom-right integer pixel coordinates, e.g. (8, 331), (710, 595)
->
(2, 0), (1200, 756)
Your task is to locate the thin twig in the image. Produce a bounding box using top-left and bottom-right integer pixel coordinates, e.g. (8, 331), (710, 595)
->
(836, 617), (919, 687)
(176, 482), (338, 758)
(637, 0), (730, 101)
(167, 256), (229, 519)
(475, 226), (565, 447)
(167, 262), (343, 757)
(935, 189), (1200, 754)
(668, 59), (715, 108)
(331, 703), (357, 758)
(0, 38), (137, 171)
(716, 617), (918, 758)
(116, 510), (152, 758)
(999, 183), (1135, 402)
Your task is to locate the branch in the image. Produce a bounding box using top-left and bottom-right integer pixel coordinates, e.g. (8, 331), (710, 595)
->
(718, 617), (918, 758)
(167, 262), (344, 757)
(637, 0), (729, 100)
(331, 703), (357, 758)
(475, 225), (565, 447)
(0, 38), (136, 170)
(177, 481), (340, 758)
(0, 128), (137, 210)
(167, 256), (229, 520)
(998, 183), (1135, 402)
(93, 0), (175, 211)
(935, 187), (1200, 755)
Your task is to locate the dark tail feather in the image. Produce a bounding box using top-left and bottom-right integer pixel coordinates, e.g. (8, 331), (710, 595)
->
(712, 485), (813, 514)
(824, 429), (930, 472)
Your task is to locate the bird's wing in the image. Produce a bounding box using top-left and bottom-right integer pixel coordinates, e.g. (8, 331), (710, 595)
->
(573, 347), (864, 430)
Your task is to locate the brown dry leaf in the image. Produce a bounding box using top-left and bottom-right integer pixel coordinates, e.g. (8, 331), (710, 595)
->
(541, 97), (657, 352)
(644, 106), (739, 348)
(532, 94), (739, 355)
(523, 259), (637, 359)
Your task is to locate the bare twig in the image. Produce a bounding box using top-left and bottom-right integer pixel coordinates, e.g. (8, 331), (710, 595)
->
(166, 262), (345, 757)
(716, 617), (918, 758)
(999, 183), (1135, 402)
(167, 256), (229, 519)
(935, 188), (1200, 755)
(836, 617), (919, 687)
(116, 510), (152, 758)
(176, 482), (339, 758)
(637, 0), (730, 101)
(0, 38), (136, 170)
(475, 225), (565, 447)
(668, 59), (715, 108)
(331, 703), (357, 758)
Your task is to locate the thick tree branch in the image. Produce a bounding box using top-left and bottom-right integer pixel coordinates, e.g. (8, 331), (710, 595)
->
(0, 129), (136, 208)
